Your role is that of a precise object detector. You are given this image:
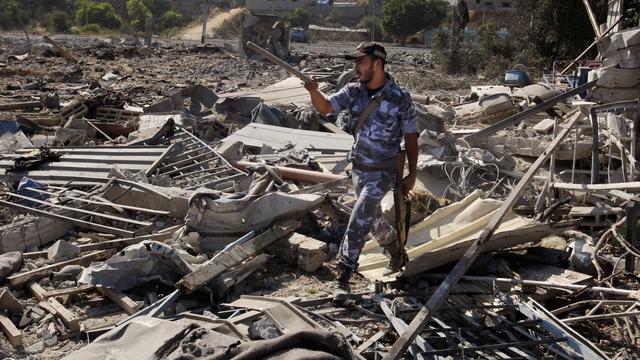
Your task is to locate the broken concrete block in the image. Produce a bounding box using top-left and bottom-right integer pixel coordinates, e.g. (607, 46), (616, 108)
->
(268, 233), (327, 272)
(25, 340), (45, 354)
(47, 240), (80, 261)
(30, 134), (55, 147)
(539, 235), (568, 250)
(52, 265), (84, 281)
(532, 118), (555, 134)
(0, 252), (22, 281)
(54, 127), (86, 146)
(143, 84), (218, 115)
(297, 237), (327, 272)
(0, 288), (23, 315)
(268, 232), (306, 265)
(63, 116), (96, 138)
(215, 140), (244, 164)
(0, 217), (73, 253)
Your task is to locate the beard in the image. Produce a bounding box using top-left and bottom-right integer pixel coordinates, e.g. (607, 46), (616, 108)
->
(357, 67), (375, 84)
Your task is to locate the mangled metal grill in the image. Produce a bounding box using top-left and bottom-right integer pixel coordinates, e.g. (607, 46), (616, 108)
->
(147, 128), (246, 190)
(0, 184), (169, 237)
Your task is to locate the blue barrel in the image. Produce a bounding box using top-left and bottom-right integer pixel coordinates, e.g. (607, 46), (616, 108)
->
(577, 67), (592, 99)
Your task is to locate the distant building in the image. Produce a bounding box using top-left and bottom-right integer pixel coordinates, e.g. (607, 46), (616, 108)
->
(244, 0), (367, 24)
(463, 0), (515, 12)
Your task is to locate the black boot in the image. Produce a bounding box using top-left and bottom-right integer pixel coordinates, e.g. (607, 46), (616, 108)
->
(337, 263), (352, 287)
(383, 241), (408, 276)
(334, 263), (352, 300)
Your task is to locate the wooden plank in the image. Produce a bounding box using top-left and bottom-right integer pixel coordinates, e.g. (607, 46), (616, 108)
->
(8, 251), (113, 288)
(47, 284), (96, 299)
(97, 287), (140, 315)
(28, 282), (48, 301)
(0, 314), (22, 347)
(356, 328), (390, 353)
(383, 111), (583, 360)
(47, 298), (81, 332)
(176, 221), (299, 294)
(43, 36), (79, 63)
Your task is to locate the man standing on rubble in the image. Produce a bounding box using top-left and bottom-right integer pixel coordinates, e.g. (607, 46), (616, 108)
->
(303, 42), (419, 290)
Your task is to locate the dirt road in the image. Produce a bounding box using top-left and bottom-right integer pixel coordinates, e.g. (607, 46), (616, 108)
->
(178, 7), (244, 40)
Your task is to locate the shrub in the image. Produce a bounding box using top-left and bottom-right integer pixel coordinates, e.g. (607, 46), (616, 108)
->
(284, 8), (312, 28)
(216, 16), (241, 38)
(357, 16), (384, 42)
(381, 0), (447, 44)
(160, 10), (182, 30)
(72, 23), (101, 34)
(51, 10), (69, 32)
(74, 1), (121, 29)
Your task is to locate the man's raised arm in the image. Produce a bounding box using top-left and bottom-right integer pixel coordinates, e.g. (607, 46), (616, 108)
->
(304, 81), (334, 115)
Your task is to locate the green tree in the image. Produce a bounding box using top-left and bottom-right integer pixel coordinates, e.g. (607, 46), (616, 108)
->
(513, 0), (608, 63)
(381, 0), (447, 44)
(622, 4), (640, 28)
(144, 0), (171, 17)
(284, 8), (312, 28)
(160, 10), (183, 30)
(0, 0), (19, 30)
(51, 9), (70, 32)
(74, 1), (121, 29)
(358, 16), (384, 41)
(127, 0), (151, 30)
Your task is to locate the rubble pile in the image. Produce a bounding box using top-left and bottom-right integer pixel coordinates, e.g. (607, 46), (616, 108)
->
(0, 26), (639, 360)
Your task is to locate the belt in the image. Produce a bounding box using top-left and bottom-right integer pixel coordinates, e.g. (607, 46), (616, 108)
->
(352, 162), (393, 172)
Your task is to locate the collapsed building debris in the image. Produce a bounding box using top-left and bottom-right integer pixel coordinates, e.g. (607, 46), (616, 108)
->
(0, 8), (640, 360)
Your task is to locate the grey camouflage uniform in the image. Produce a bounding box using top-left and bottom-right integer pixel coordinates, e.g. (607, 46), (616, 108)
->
(329, 74), (418, 269)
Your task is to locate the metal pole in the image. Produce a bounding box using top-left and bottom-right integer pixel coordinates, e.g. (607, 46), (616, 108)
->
(591, 107), (600, 184)
(201, 0), (209, 45)
(625, 201), (639, 274)
(466, 80), (597, 142)
(571, 127), (578, 184)
(632, 113), (639, 181)
(371, 0), (376, 42)
(245, 41), (314, 83)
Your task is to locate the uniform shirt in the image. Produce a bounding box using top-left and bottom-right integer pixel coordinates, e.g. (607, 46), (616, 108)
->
(329, 74), (418, 169)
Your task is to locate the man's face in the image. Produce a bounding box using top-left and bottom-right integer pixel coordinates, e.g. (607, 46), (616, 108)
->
(354, 56), (376, 84)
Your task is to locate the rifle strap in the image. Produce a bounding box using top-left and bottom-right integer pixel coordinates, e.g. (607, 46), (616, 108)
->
(352, 93), (384, 138)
